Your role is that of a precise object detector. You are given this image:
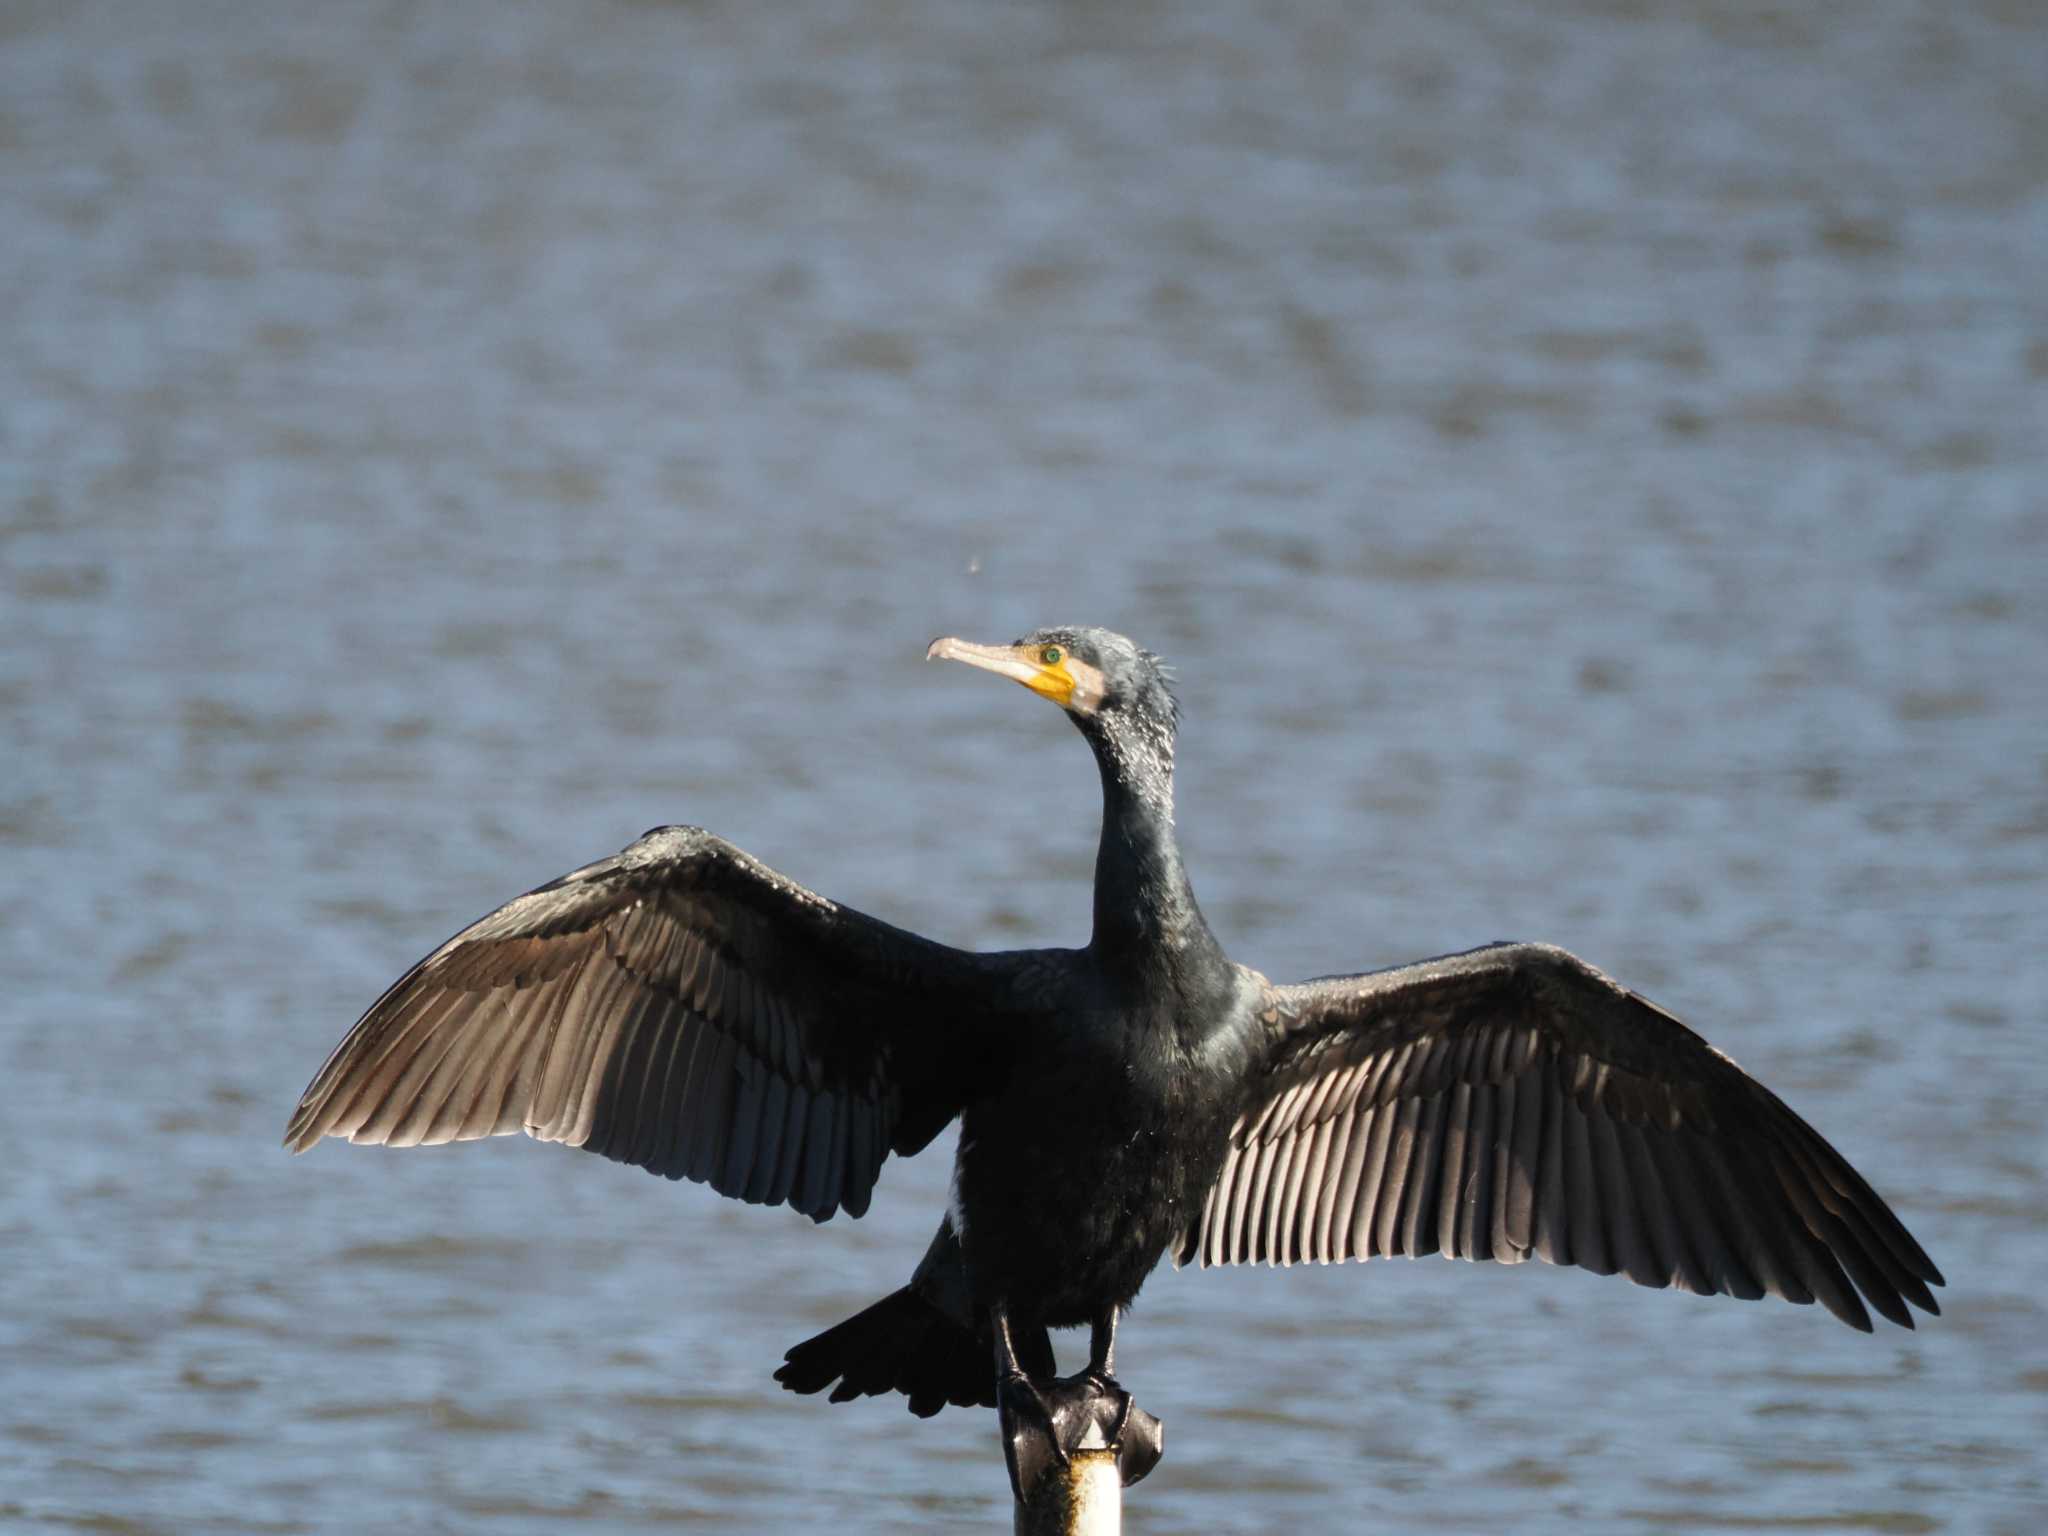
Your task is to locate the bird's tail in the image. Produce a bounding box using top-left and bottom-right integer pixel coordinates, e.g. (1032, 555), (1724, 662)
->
(775, 1285), (1052, 1418)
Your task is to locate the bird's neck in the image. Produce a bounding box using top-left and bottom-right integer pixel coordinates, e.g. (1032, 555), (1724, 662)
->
(1086, 719), (1212, 967)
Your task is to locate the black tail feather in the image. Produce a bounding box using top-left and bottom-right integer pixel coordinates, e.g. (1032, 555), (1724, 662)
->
(776, 1286), (1054, 1418)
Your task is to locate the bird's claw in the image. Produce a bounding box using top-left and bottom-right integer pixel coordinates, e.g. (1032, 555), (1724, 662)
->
(999, 1369), (1060, 1443)
(998, 1369), (1063, 1500)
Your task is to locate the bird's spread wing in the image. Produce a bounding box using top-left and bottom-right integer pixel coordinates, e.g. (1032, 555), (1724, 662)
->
(285, 825), (1013, 1221)
(1176, 943), (1942, 1331)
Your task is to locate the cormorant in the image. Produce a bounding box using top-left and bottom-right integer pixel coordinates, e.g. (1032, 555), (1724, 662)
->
(285, 626), (1942, 1438)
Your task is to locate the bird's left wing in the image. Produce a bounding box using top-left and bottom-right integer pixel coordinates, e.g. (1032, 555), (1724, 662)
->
(285, 825), (1021, 1222)
(1176, 943), (1942, 1331)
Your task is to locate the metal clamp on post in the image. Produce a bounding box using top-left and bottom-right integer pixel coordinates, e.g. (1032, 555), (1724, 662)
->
(1004, 1370), (1163, 1536)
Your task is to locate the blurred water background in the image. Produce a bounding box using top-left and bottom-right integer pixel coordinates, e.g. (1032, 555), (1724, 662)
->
(5, 1), (2046, 1531)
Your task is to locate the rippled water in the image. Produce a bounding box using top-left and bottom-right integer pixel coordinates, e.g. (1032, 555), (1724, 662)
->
(5, 2), (2045, 1531)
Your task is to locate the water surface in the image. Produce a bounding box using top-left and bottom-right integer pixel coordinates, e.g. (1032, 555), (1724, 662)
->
(4, 2), (2044, 1531)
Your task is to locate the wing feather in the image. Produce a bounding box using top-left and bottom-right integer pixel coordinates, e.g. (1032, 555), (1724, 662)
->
(286, 825), (1031, 1223)
(656, 996), (705, 1177)
(1436, 1079), (1473, 1260)
(705, 1027), (752, 1187)
(1350, 1099), (1395, 1260)
(746, 1074), (792, 1206)
(1373, 1094), (1419, 1258)
(1236, 1132), (1277, 1262)
(800, 1091), (841, 1221)
(454, 973), (564, 1143)
(1260, 1115), (1303, 1264)
(1177, 942), (1941, 1331)
(766, 1082), (810, 1211)
(843, 1098), (879, 1221)
(1490, 1072), (1527, 1261)
(1557, 1095), (1610, 1275)
(1460, 1078), (1497, 1262)
(1202, 1144), (1238, 1265)
(1311, 1104), (1357, 1262)
(1532, 1055), (1572, 1267)
(1399, 1083), (1448, 1259)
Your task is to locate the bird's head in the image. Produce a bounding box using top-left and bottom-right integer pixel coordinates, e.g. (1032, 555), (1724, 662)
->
(927, 626), (1181, 750)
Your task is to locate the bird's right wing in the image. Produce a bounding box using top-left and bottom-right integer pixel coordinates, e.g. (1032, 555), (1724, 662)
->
(1178, 943), (1942, 1331)
(285, 825), (1029, 1221)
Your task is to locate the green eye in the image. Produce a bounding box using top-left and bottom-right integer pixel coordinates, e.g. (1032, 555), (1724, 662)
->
(1040, 645), (1064, 666)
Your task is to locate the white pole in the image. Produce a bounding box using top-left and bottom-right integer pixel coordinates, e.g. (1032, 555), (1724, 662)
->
(1013, 1424), (1122, 1536)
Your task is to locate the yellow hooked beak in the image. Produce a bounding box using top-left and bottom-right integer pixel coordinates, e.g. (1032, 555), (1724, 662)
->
(927, 637), (1097, 712)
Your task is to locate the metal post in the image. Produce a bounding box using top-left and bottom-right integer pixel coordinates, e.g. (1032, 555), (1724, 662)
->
(1014, 1433), (1121, 1536)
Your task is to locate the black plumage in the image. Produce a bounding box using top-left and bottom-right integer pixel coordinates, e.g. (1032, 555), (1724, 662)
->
(285, 626), (1942, 1421)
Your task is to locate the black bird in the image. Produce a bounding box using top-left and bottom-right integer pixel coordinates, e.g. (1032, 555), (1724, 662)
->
(285, 627), (1943, 1434)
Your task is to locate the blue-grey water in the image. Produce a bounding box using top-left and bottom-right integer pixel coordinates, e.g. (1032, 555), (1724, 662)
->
(5, 2), (2045, 1531)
